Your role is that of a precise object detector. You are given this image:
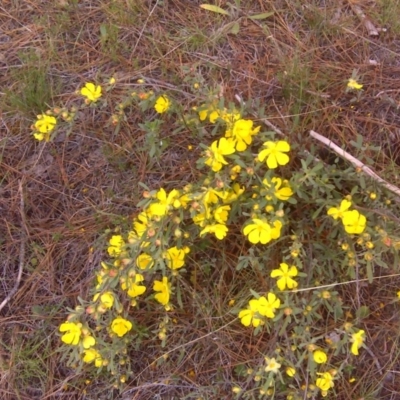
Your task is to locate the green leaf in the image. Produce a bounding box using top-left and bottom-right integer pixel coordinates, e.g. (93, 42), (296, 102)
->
(200, 4), (230, 16)
(366, 261), (373, 283)
(249, 288), (260, 299)
(230, 21), (240, 34)
(356, 305), (370, 320)
(100, 24), (108, 40)
(249, 11), (274, 20)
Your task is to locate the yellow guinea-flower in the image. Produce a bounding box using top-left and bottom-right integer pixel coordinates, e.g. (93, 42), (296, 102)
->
(59, 321), (82, 345)
(136, 253), (154, 270)
(163, 246), (190, 270)
(121, 274), (146, 298)
(153, 276), (171, 308)
(204, 137), (236, 172)
(270, 263), (298, 291)
(33, 114), (57, 141)
(243, 218), (282, 244)
(93, 291), (115, 309)
(350, 329), (365, 355)
(225, 119), (260, 151)
(342, 210), (366, 234)
(313, 349), (328, 364)
(258, 140), (290, 169)
(327, 199), (351, 220)
(35, 114), (57, 133)
(238, 293), (281, 327)
(80, 82), (102, 102)
(83, 348), (103, 367)
(111, 316), (132, 337)
(154, 95), (171, 113)
(347, 78), (363, 90)
(107, 235), (125, 257)
(315, 371), (335, 392)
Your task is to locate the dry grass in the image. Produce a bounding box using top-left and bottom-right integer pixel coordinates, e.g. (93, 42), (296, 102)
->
(1, 0), (400, 399)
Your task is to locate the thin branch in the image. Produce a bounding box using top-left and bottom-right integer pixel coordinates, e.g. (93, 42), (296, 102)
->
(348, 2), (379, 36)
(0, 179), (26, 312)
(309, 130), (400, 200)
(129, 0), (159, 61)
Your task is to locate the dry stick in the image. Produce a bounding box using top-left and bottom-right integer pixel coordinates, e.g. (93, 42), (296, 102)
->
(348, 2), (379, 36)
(129, 0), (159, 62)
(309, 130), (400, 201)
(0, 179), (26, 312)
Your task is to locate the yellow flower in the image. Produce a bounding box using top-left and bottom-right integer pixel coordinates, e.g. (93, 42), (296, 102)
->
(238, 299), (263, 327)
(258, 141), (290, 169)
(111, 317), (132, 337)
(121, 274), (146, 298)
(397, 290), (400, 300)
(286, 367), (296, 377)
(136, 253), (154, 270)
(313, 349), (328, 364)
(347, 78), (363, 90)
(107, 235), (125, 257)
(214, 205), (230, 224)
(83, 348), (103, 367)
(59, 321), (81, 345)
(200, 223), (228, 240)
(327, 199), (351, 220)
(209, 110), (221, 123)
(315, 372), (334, 392)
(350, 329), (365, 355)
(34, 114), (57, 133)
(202, 187), (227, 205)
(204, 137), (236, 172)
(226, 119), (260, 151)
(220, 109), (241, 125)
(263, 177), (293, 201)
(270, 263), (298, 291)
(133, 212), (150, 237)
(257, 293), (281, 318)
(243, 219), (282, 244)
(93, 291), (115, 309)
(154, 95), (171, 113)
(264, 357), (281, 373)
(163, 246), (190, 270)
(149, 188), (181, 216)
(80, 82), (102, 102)
(342, 210), (366, 234)
(153, 276), (171, 307)
(82, 335), (96, 349)
(230, 165), (241, 180)
(223, 183), (245, 203)
(197, 105), (210, 121)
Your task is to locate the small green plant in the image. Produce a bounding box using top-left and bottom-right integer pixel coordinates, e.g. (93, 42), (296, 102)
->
(3, 50), (60, 116)
(37, 77), (400, 398)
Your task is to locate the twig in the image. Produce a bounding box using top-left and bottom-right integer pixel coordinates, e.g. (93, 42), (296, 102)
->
(129, 0), (159, 61)
(348, 2), (379, 36)
(0, 179), (26, 312)
(309, 130), (400, 201)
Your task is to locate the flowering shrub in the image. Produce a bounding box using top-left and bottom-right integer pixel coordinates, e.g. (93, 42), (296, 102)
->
(41, 78), (400, 398)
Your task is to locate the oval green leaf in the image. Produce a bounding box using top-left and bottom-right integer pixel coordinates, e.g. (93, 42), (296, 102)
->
(200, 4), (230, 16)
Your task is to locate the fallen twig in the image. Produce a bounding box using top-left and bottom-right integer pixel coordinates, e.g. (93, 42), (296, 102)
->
(348, 2), (379, 36)
(309, 130), (400, 201)
(0, 179), (26, 313)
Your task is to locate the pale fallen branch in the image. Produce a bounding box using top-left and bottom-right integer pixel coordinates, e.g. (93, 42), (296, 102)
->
(309, 130), (400, 200)
(348, 2), (379, 36)
(0, 179), (26, 313)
